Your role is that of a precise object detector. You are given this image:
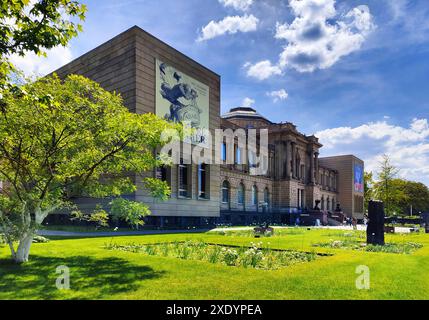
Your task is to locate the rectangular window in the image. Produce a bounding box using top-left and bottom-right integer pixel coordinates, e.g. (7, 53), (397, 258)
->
(235, 146), (241, 164)
(178, 161), (189, 198)
(237, 185), (244, 205)
(222, 186), (229, 203)
(156, 165), (168, 182)
(198, 163), (207, 199)
(221, 143), (227, 162)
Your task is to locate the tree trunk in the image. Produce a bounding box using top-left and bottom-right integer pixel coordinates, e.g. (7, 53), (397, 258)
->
(14, 233), (33, 264)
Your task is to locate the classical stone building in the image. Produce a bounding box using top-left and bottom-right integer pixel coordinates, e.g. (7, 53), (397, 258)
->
(53, 26), (364, 227)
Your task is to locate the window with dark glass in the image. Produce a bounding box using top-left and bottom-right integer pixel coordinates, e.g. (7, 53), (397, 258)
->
(264, 188), (269, 205)
(221, 142), (227, 162)
(178, 160), (189, 198)
(198, 163), (207, 199)
(252, 185), (258, 205)
(221, 180), (230, 204)
(237, 183), (245, 205)
(235, 146), (241, 164)
(156, 165), (168, 182)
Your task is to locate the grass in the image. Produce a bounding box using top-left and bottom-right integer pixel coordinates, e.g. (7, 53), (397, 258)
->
(0, 228), (428, 299)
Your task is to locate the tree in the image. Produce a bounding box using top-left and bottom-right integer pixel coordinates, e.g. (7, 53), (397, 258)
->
(363, 171), (374, 213)
(1, 0), (86, 87)
(373, 154), (401, 216)
(0, 74), (176, 263)
(395, 180), (429, 215)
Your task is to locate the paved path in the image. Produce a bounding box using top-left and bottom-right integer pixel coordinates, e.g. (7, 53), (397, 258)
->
(38, 224), (417, 237)
(37, 228), (211, 237)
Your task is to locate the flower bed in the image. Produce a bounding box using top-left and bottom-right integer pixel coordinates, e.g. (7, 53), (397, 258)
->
(104, 240), (320, 270)
(313, 239), (422, 254)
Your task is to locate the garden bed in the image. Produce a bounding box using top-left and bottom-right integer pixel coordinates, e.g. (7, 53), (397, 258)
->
(104, 240), (325, 270)
(313, 239), (422, 254)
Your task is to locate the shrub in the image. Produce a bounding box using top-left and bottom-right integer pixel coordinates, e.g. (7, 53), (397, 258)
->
(32, 235), (49, 243)
(222, 248), (239, 266)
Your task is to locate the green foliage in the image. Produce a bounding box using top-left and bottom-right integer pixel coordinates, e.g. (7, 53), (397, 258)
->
(314, 239), (423, 254)
(373, 154), (402, 215)
(0, 0), (86, 88)
(2, 228), (429, 299)
(0, 74), (176, 227)
(87, 206), (109, 228)
(0, 0), (86, 57)
(0, 233), (5, 246)
(32, 235), (49, 243)
(365, 155), (429, 216)
(143, 178), (170, 201)
(110, 198), (151, 229)
(398, 181), (429, 214)
(105, 240), (317, 270)
(71, 206), (109, 229)
(364, 154), (429, 216)
(364, 171), (374, 212)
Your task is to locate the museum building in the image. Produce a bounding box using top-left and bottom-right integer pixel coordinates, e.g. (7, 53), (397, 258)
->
(54, 26), (364, 227)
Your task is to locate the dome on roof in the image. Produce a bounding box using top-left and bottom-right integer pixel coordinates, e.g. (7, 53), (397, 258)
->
(222, 107), (271, 123)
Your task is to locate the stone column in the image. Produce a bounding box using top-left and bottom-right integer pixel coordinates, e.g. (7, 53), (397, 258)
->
(274, 141), (283, 179)
(285, 141), (291, 179)
(309, 151), (314, 184)
(314, 152), (319, 184)
(291, 142), (296, 179)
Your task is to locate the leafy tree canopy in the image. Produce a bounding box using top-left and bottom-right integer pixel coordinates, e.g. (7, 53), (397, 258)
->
(0, 74), (178, 262)
(1, 0), (86, 87)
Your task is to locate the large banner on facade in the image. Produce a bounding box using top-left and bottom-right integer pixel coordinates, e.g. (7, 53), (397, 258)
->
(354, 164), (364, 193)
(155, 59), (209, 146)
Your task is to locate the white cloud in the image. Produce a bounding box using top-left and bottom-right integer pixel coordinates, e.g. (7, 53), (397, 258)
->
(245, 0), (376, 78)
(9, 46), (73, 77)
(197, 14), (259, 41)
(266, 89), (288, 102)
(243, 60), (282, 80)
(219, 0), (253, 11)
(316, 118), (429, 185)
(240, 97), (255, 108)
(276, 1), (375, 72)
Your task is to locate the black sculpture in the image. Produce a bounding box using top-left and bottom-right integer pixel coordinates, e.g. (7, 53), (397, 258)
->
(335, 203), (342, 212)
(367, 200), (385, 245)
(314, 200), (321, 211)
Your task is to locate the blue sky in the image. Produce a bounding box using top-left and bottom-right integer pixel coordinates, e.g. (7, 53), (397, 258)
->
(12, 0), (429, 185)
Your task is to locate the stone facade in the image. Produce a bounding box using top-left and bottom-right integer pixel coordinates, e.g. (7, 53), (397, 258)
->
(52, 26), (364, 226)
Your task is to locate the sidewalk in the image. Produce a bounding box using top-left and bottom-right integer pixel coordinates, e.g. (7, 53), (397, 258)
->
(37, 224), (416, 237)
(37, 228), (211, 237)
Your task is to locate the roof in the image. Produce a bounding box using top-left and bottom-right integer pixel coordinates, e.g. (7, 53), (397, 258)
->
(221, 107), (272, 123)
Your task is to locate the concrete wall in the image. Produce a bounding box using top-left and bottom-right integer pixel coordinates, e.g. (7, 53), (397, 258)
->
(54, 26), (221, 218)
(319, 155), (364, 218)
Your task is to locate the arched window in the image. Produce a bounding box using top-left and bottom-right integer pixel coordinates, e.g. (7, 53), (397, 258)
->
(252, 185), (258, 205)
(321, 196), (325, 210)
(327, 196), (330, 210)
(221, 180), (230, 204)
(237, 183), (245, 205)
(264, 188), (269, 205)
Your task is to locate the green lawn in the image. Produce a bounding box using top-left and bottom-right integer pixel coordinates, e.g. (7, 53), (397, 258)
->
(1, 228), (428, 299)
